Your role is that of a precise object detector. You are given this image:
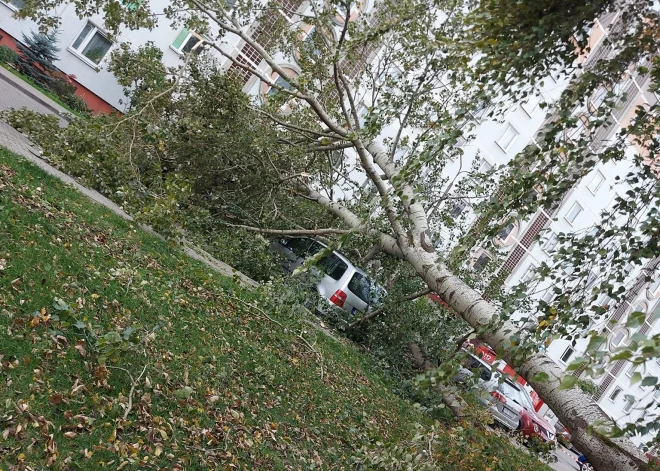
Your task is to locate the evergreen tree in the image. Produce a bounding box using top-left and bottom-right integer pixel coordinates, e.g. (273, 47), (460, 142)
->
(16, 30), (60, 87)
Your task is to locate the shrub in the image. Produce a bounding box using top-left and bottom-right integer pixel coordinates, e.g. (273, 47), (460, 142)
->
(0, 45), (18, 65)
(60, 92), (92, 115)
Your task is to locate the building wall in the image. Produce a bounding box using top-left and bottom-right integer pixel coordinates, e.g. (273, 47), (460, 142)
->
(0, 0), (246, 113)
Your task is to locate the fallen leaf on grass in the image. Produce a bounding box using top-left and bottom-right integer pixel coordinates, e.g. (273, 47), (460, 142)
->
(75, 340), (86, 357)
(11, 278), (22, 291)
(49, 394), (64, 406)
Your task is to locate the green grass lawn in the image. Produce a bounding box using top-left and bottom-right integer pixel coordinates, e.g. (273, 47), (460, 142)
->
(0, 146), (553, 470)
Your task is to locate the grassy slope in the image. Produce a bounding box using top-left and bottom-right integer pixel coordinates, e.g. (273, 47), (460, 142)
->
(0, 147), (551, 471)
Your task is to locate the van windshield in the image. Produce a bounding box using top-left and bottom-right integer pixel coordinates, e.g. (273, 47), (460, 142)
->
(348, 272), (371, 303)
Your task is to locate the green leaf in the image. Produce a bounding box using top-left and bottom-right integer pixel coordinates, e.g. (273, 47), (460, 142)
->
(641, 376), (657, 387)
(625, 311), (646, 329)
(630, 372), (642, 385)
(558, 376), (577, 390)
(585, 335), (606, 352)
(53, 298), (69, 311)
(531, 371), (550, 383)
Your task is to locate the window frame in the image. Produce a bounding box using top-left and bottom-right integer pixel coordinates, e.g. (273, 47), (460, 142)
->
(520, 265), (536, 284)
(609, 386), (622, 402)
(587, 170), (606, 194)
(565, 202), (584, 225)
(472, 251), (491, 273)
(479, 159), (494, 173)
(0, 0), (24, 10)
(625, 363), (637, 378)
(170, 28), (205, 55)
(559, 346), (574, 364)
(647, 277), (660, 299)
(622, 396), (635, 413)
(450, 198), (469, 219)
(68, 22), (113, 67)
(542, 231), (559, 253)
(521, 93), (541, 117)
(609, 328), (628, 350)
(542, 289), (556, 304)
(496, 124), (520, 153)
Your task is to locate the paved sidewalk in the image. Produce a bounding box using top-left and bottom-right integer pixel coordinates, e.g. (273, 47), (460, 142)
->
(0, 65), (70, 127)
(0, 119), (257, 287)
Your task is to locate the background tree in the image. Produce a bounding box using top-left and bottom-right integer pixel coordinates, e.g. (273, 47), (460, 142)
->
(16, 29), (60, 87)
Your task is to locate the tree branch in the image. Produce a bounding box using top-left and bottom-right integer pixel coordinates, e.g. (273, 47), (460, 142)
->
(220, 222), (350, 236)
(348, 287), (433, 328)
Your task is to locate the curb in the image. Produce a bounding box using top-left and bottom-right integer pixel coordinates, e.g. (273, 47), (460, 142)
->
(0, 67), (71, 123)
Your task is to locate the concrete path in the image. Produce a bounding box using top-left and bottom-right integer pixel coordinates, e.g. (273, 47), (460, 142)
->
(0, 65), (71, 127)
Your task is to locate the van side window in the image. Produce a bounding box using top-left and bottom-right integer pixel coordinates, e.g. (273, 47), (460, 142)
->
(319, 254), (348, 280)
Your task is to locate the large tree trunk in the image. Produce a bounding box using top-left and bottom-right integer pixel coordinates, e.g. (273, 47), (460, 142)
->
(403, 247), (648, 471)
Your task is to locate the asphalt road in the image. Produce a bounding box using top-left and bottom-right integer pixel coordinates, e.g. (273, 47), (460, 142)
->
(549, 445), (582, 471)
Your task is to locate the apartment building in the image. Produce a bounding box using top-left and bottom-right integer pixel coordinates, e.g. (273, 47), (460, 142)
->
(473, 13), (659, 447)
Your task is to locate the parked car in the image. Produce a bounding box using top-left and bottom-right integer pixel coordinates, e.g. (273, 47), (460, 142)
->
(453, 351), (494, 385)
(475, 373), (556, 445)
(554, 421), (575, 449)
(270, 237), (384, 318)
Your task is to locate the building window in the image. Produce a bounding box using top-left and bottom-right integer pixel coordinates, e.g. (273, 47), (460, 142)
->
(171, 28), (204, 55)
(623, 397), (635, 413)
(70, 23), (113, 65)
(522, 93), (541, 116)
(566, 115), (590, 141)
(565, 202), (584, 224)
(609, 386), (622, 402)
(589, 86), (609, 112)
(473, 251), (491, 273)
(654, 388), (660, 401)
(542, 289), (556, 304)
(647, 278), (660, 298)
(521, 265), (536, 284)
(560, 346), (574, 364)
(597, 293), (614, 310)
(303, 28), (321, 56)
(609, 329), (628, 350)
(496, 124), (519, 152)
(450, 198), (469, 218)
(267, 74), (293, 96)
(585, 271), (598, 289)
(479, 159), (494, 173)
(625, 364), (637, 378)
(542, 231), (559, 253)
(497, 221), (516, 241)
(587, 171), (606, 194)
(0, 0), (24, 9)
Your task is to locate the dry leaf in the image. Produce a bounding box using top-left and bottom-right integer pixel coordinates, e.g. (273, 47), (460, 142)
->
(75, 340), (86, 357)
(64, 431), (78, 439)
(49, 394), (64, 406)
